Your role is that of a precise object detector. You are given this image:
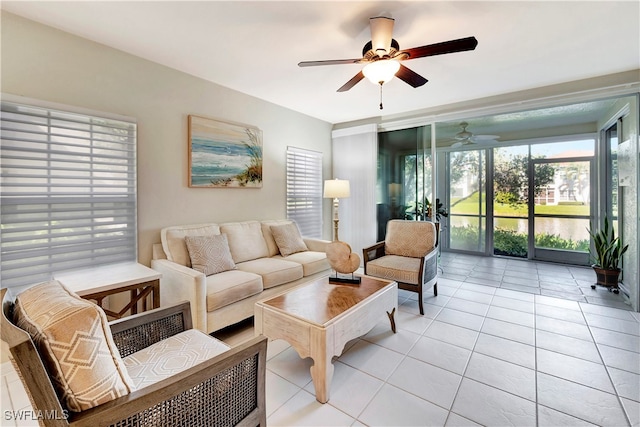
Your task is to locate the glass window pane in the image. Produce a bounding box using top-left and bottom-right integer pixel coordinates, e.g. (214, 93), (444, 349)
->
(450, 216), (485, 252)
(534, 217), (590, 252)
(494, 218), (528, 258)
(531, 139), (595, 158)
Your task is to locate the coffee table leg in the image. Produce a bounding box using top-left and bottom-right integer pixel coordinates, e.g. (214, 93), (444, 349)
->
(387, 307), (397, 333)
(309, 328), (334, 403)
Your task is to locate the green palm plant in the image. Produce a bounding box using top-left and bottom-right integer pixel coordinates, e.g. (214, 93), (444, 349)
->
(588, 216), (628, 270)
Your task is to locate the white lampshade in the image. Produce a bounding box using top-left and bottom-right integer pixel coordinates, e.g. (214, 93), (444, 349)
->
(362, 59), (400, 85)
(323, 179), (350, 199)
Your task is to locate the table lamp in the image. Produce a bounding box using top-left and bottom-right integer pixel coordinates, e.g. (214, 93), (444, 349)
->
(323, 178), (350, 241)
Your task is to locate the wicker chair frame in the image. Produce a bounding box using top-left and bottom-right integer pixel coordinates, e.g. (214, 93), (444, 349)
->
(363, 221), (439, 316)
(1, 288), (267, 427)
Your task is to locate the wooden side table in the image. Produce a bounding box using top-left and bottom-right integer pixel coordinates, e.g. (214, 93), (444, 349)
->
(55, 262), (161, 320)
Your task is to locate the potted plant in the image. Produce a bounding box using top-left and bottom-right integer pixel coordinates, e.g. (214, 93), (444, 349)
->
(587, 215), (628, 292)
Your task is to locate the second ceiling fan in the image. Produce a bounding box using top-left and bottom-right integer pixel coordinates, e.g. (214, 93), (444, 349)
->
(298, 16), (478, 108)
(450, 122), (500, 148)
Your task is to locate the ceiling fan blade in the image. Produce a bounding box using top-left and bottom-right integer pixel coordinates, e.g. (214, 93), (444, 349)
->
(370, 16), (394, 56)
(451, 141), (464, 148)
(298, 58), (364, 67)
(337, 71), (365, 92)
(472, 135), (500, 140)
(396, 64), (428, 88)
(398, 36), (478, 60)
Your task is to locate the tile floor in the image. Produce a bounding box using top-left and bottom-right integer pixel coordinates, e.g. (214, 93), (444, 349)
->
(2, 254), (639, 426)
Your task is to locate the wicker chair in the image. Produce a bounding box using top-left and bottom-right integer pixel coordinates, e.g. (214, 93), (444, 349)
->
(363, 220), (438, 315)
(1, 287), (267, 427)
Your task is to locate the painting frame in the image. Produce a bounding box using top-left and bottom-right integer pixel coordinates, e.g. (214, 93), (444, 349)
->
(188, 115), (263, 188)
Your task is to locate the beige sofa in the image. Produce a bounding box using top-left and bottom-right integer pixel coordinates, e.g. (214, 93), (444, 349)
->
(151, 220), (331, 333)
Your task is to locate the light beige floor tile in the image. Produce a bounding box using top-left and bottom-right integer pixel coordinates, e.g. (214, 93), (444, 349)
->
(537, 348), (615, 393)
(388, 356), (462, 410)
(359, 383), (449, 427)
(408, 336), (472, 375)
(452, 378), (536, 427)
(267, 389), (355, 426)
(473, 333), (535, 369)
(537, 372), (628, 426)
(464, 353), (536, 401)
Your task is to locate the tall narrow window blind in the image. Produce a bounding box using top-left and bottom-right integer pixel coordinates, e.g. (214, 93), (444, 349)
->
(286, 147), (323, 238)
(1, 100), (137, 288)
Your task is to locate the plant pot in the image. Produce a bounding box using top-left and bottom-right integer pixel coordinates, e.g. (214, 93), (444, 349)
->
(592, 266), (620, 288)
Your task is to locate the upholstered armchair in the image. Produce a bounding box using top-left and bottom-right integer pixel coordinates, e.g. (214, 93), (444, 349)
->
(363, 219), (438, 315)
(1, 282), (267, 427)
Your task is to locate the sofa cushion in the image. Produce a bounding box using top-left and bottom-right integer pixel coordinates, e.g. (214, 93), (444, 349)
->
(205, 270), (263, 312)
(161, 223), (220, 267)
(270, 223), (308, 256)
(235, 258), (303, 289)
(274, 251), (330, 276)
(123, 329), (230, 389)
(13, 280), (135, 412)
(185, 234), (236, 275)
(261, 219), (294, 257)
(366, 255), (421, 285)
(220, 221), (269, 263)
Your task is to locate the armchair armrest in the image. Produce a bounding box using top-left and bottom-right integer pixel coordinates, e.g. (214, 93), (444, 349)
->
(150, 258), (208, 333)
(362, 241), (385, 265)
(70, 336), (268, 427)
(109, 301), (192, 357)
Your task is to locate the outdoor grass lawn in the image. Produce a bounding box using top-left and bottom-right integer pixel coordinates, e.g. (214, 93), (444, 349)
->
(451, 192), (590, 216)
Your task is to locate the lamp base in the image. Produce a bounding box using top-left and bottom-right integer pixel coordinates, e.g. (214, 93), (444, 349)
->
(329, 274), (361, 285)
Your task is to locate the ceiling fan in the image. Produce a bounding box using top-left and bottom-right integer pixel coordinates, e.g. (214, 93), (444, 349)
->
(298, 16), (478, 109)
(450, 122), (500, 148)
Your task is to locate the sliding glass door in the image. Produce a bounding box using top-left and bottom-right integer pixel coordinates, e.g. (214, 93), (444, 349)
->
(448, 149), (486, 252)
(531, 158), (592, 264)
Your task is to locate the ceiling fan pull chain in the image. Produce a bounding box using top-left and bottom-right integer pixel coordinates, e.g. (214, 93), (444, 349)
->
(379, 82), (384, 110)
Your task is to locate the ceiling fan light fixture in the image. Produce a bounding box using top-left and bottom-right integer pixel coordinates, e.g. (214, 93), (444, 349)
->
(362, 59), (400, 85)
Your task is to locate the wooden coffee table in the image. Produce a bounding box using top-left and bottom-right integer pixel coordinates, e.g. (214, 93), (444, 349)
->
(254, 275), (397, 403)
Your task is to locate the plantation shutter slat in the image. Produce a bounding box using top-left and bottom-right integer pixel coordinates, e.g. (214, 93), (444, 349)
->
(286, 147), (323, 239)
(1, 100), (138, 289)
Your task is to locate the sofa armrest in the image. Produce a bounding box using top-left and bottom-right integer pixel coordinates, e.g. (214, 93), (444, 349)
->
(150, 259), (208, 333)
(70, 335), (268, 427)
(109, 301), (192, 357)
(362, 241), (385, 265)
(303, 237), (332, 253)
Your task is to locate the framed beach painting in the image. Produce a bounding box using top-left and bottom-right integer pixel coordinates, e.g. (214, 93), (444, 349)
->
(188, 115), (263, 188)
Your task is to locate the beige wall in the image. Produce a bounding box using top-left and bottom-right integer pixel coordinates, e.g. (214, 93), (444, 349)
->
(1, 12), (334, 267)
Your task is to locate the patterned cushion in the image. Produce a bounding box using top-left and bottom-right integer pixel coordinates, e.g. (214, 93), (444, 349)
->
(161, 223), (220, 267)
(261, 220), (294, 257)
(366, 255), (421, 285)
(123, 329), (230, 389)
(185, 234), (236, 275)
(270, 223), (308, 256)
(385, 220), (436, 258)
(13, 280), (135, 412)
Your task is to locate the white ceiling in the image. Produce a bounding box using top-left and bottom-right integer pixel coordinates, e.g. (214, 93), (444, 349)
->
(2, 1), (639, 125)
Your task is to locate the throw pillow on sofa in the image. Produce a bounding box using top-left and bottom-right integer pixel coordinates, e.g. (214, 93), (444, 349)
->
(270, 223), (308, 256)
(185, 234), (236, 275)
